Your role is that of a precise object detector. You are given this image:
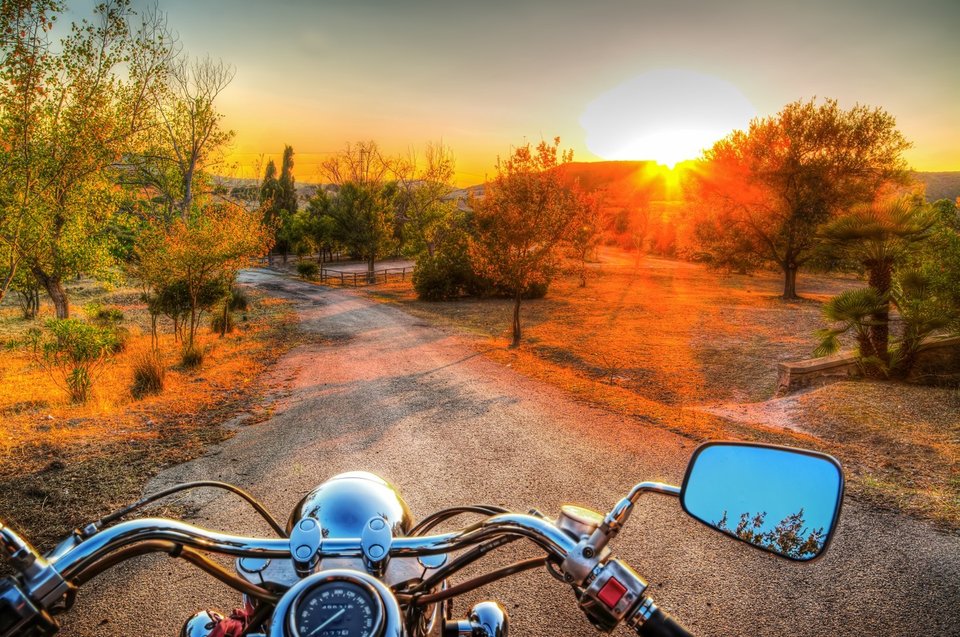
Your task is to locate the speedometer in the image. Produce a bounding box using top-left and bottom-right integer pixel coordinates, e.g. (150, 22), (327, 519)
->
(291, 578), (384, 637)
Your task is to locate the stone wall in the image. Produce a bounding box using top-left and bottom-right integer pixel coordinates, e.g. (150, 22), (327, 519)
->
(776, 335), (960, 395)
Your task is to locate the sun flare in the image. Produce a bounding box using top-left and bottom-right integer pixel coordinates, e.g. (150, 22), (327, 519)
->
(580, 69), (756, 168)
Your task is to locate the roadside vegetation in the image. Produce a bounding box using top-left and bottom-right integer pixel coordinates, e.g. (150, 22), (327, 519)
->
(0, 2), (282, 545)
(0, 279), (296, 549)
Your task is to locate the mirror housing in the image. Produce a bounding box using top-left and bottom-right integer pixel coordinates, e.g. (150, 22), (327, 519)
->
(680, 442), (844, 561)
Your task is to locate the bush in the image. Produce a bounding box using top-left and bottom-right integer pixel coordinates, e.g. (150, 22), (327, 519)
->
(413, 254), (466, 301)
(85, 302), (124, 325)
(131, 350), (166, 398)
(228, 286), (250, 313)
(181, 344), (204, 370)
(110, 325), (131, 353)
(296, 261), (319, 280)
(28, 319), (118, 403)
(210, 311), (235, 335)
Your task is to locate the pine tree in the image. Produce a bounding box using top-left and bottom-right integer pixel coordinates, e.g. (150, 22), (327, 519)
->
(279, 145), (298, 216)
(259, 159), (281, 264)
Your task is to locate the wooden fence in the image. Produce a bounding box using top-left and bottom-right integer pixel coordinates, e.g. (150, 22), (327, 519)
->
(319, 266), (414, 287)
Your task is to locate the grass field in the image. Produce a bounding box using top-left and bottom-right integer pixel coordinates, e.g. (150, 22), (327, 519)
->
(0, 278), (298, 549)
(356, 249), (960, 529)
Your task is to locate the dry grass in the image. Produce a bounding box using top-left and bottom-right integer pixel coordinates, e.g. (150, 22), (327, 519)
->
(356, 249), (960, 530)
(0, 278), (299, 550)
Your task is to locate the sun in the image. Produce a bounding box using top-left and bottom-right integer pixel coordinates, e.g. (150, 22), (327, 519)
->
(580, 69), (756, 168)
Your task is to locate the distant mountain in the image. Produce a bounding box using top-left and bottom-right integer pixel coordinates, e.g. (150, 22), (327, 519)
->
(915, 172), (960, 202)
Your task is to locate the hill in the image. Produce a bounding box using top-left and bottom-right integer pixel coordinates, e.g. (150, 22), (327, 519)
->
(916, 172), (960, 202)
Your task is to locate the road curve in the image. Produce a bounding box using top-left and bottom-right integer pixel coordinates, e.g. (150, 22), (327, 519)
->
(59, 269), (960, 636)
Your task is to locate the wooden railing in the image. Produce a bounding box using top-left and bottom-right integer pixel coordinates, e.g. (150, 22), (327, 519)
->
(319, 266), (414, 287)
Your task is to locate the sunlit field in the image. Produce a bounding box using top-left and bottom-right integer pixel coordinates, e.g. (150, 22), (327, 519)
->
(357, 250), (960, 528)
(0, 280), (297, 547)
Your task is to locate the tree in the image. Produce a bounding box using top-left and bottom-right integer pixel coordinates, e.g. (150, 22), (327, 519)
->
(321, 142), (396, 282)
(136, 203), (270, 361)
(690, 98), (912, 299)
(818, 197), (935, 369)
(470, 137), (583, 346)
(815, 197), (953, 378)
(394, 141), (458, 258)
(143, 55), (235, 218)
(278, 145), (298, 218)
(568, 191), (604, 287)
(299, 190), (338, 262)
(0, 0), (171, 317)
(266, 145), (299, 263)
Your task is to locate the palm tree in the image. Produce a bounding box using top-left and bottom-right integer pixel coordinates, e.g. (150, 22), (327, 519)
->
(818, 197), (934, 371)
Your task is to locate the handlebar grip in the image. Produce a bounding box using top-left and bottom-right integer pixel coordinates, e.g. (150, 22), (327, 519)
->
(636, 608), (694, 637)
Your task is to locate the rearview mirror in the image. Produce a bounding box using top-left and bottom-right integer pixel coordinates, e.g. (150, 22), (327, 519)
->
(681, 442), (843, 561)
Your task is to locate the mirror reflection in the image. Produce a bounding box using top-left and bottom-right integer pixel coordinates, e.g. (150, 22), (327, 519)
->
(681, 443), (843, 561)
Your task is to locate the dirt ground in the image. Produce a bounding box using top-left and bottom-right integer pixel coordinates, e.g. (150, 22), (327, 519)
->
(355, 249), (960, 529)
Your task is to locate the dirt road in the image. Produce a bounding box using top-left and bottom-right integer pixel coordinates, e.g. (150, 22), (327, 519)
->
(60, 269), (960, 636)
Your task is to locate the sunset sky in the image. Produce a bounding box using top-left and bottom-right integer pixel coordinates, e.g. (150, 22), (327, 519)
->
(117, 0), (959, 184)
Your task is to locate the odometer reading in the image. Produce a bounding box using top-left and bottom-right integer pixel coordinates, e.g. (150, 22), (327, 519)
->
(293, 580), (381, 637)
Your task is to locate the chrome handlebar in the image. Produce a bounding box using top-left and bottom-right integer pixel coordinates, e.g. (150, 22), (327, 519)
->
(2, 483), (681, 636)
(48, 512), (577, 580)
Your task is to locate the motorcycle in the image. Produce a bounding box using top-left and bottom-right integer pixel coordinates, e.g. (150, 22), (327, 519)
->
(0, 441), (844, 637)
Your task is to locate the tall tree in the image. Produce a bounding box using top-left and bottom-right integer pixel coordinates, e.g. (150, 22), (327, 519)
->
(278, 145), (298, 217)
(394, 141), (457, 258)
(134, 54), (234, 219)
(259, 158), (280, 263)
(0, 0), (171, 317)
(470, 137), (583, 346)
(690, 98), (911, 299)
(274, 145), (298, 262)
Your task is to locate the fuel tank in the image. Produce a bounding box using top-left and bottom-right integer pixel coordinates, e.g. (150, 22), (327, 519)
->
(286, 471), (414, 538)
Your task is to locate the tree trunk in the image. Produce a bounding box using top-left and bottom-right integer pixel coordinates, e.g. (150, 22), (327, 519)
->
(367, 255), (376, 284)
(782, 263), (799, 300)
(511, 290), (522, 347)
(31, 266), (69, 318)
(868, 261), (893, 368)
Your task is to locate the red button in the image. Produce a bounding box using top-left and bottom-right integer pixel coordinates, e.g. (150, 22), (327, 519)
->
(597, 577), (628, 608)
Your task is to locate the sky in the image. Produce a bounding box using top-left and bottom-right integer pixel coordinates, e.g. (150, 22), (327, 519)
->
(115, 0), (959, 184)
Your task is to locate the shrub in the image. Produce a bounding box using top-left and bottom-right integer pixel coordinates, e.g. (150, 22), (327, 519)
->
(228, 286), (250, 313)
(85, 302), (124, 325)
(28, 319), (118, 403)
(297, 261), (319, 280)
(211, 286), (250, 336)
(413, 254), (465, 301)
(110, 325), (131, 353)
(131, 350), (166, 398)
(181, 344), (204, 370)
(210, 311), (235, 335)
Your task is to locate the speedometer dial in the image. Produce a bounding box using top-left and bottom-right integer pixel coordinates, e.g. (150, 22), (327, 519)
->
(292, 579), (383, 637)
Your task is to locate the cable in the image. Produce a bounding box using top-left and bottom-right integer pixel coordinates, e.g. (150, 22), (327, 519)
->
(412, 535), (519, 594)
(411, 557), (546, 607)
(71, 540), (279, 603)
(94, 481), (287, 538)
(409, 505), (510, 536)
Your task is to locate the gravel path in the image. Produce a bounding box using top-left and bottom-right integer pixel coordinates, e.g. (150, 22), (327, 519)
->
(59, 269), (960, 636)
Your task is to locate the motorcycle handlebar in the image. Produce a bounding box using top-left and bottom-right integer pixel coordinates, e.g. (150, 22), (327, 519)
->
(636, 608), (694, 637)
(49, 513), (577, 581)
